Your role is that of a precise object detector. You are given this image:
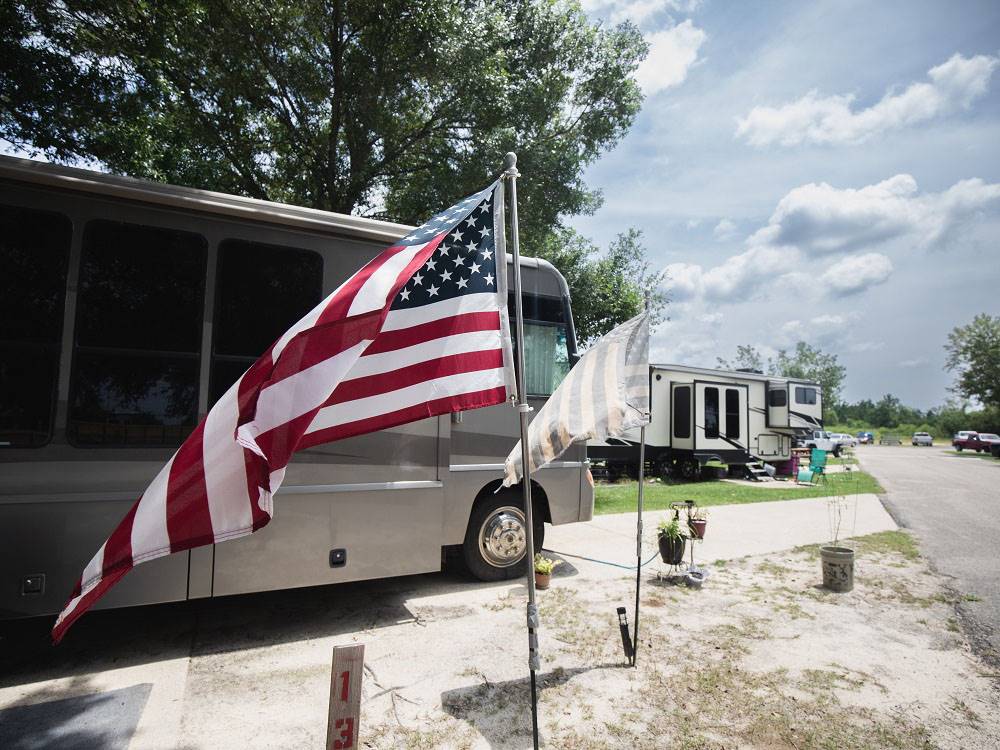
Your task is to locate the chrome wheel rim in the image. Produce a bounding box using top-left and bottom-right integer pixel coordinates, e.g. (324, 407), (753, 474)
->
(479, 506), (527, 568)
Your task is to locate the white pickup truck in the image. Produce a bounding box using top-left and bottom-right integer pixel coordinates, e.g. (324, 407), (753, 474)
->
(801, 430), (842, 456)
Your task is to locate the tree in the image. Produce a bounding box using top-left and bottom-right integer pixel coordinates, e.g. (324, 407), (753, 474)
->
(716, 345), (763, 373)
(768, 342), (847, 409)
(533, 227), (666, 346)
(3, 0), (652, 338)
(944, 313), (1000, 409)
(2, 0), (645, 243)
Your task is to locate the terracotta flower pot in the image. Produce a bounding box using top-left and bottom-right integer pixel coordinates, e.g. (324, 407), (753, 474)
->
(689, 519), (707, 539)
(535, 571), (551, 590)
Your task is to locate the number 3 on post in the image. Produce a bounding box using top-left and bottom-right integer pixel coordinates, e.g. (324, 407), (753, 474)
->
(327, 644), (364, 750)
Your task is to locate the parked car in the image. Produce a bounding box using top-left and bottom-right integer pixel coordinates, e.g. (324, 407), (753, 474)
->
(831, 432), (858, 448)
(856, 431), (874, 445)
(801, 430), (841, 456)
(952, 432), (1000, 452)
(911, 432), (933, 446)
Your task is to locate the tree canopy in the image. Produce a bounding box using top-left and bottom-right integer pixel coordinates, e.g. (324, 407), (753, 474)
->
(716, 342), (847, 410)
(533, 227), (666, 346)
(2, 0), (644, 232)
(944, 313), (1000, 409)
(3, 0), (657, 336)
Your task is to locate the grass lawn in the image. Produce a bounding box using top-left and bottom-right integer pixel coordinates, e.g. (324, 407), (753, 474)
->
(593, 471), (885, 516)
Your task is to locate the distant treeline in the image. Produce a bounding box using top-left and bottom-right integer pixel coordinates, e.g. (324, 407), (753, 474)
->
(825, 394), (999, 439)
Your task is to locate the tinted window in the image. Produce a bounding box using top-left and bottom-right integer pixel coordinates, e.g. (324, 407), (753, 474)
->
(768, 389), (787, 407)
(214, 240), (324, 357)
(210, 240), (323, 406)
(704, 387), (719, 439)
(508, 293), (565, 325)
(0, 205), (71, 447)
(725, 388), (740, 439)
(795, 386), (817, 405)
(673, 386), (690, 439)
(522, 322), (570, 396)
(76, 221), (206, 351)
(69, 220), (206, 446)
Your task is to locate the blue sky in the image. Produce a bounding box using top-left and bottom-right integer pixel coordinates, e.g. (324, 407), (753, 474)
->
(573, 0), (1000, 408)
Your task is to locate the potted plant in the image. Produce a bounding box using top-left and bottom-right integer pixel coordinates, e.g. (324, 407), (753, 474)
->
(534, 553), (561, 590)
(657, 518), (686, 565)
(688, 507), (708, 539)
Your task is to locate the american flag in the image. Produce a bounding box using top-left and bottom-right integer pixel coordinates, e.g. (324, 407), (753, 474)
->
(53, 182), (514, 643)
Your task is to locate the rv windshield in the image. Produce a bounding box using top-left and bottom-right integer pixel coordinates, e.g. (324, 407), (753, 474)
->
(509, 293), (572, 396)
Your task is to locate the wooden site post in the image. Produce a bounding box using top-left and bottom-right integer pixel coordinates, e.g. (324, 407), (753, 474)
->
(326, 643), (364, 749)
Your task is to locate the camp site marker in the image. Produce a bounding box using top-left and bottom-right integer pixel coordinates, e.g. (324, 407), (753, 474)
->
(327, 644), (364, 749)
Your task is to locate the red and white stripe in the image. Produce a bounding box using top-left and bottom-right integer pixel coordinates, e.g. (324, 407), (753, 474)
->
(52, 207), (509, 642)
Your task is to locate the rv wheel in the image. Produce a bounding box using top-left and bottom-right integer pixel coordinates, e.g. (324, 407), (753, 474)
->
(463, 490), (545, 582)
(680, 460), (701, 481)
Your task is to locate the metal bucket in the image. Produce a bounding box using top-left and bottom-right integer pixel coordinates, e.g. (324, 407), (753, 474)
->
(821, 546), (855, 592)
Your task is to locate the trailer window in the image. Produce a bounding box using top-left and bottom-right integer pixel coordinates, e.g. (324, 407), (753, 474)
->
(725, 388), (740, 439)
(0, 205), (72, 448)
(69, 220), (207, 446)
(673, 386), (690, 439)
(210, 240), (323, 405)
(768, 389), (787, 407)
(704, 387), (719, 439)
(795, 387), (817, 405)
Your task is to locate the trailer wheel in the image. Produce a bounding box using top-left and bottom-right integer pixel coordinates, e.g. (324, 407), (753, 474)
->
(463, 490), (545, 582)
(680, 460), (701, 481)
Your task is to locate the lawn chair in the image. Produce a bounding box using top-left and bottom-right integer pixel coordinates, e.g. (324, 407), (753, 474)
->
(796, 448), (828, 484)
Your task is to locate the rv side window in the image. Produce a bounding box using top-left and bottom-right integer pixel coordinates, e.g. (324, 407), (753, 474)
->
(725, 389), (740, 439)
(507, 293), (570, 397)
(795, 387), (817, 405)
(210, 240), (324, 406)
(768, 389), (787, 407)
(704, 387), (719, 439)
(0, 204), (72, 448)
(69, 220), (207, 446)
(673, 386), (690, 438)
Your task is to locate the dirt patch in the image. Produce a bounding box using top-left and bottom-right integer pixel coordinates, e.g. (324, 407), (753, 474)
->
(359, 532), (999, 749)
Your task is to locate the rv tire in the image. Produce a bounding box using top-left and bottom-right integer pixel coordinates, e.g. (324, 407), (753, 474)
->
(463, 490), (545, 582)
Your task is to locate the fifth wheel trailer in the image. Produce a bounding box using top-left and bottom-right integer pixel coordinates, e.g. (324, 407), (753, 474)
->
(588, 363), (823, 479)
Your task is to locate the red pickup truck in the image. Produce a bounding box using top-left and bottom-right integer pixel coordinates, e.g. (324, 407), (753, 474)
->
(952, 431), (1000, 452)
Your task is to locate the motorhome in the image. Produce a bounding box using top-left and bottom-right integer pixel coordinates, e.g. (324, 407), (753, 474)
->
(589, 363), (823, 479)
(0, 156), (593, 621)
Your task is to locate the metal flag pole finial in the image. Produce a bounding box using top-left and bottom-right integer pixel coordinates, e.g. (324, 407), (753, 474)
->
(503, 151), (541, 750)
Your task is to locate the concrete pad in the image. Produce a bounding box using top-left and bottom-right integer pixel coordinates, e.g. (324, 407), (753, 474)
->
(543, 494), (897, 579)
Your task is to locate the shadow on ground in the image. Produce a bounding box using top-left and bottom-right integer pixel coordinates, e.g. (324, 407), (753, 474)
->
(0, 680), (151, 750)
(440, 663), (618, 748)
(0, 555), (563, 689)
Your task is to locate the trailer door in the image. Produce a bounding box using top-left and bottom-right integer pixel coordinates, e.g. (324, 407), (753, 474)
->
(766, 381), (789, 428)
(694, 382), (749, 455)
(671, 383), (694, 450)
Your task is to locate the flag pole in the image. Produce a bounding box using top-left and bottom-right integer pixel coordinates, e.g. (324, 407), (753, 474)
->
(632, 297), (650, 667)
(503, 152), (541, 749)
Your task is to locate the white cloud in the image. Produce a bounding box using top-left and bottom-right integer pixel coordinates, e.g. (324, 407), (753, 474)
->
(698, 312), (723, 324)
(899, 358), (928, 368)
(713, 218), (738, 241)
(665, 173), (1000, 308)
(635, 20), (707, 96)
(736, 53), (999, 147)
(581, 0), (703, 25)
(820, 253), (893, 297)
(847, 341), (885, 353)
(748, 174), (1000, 256)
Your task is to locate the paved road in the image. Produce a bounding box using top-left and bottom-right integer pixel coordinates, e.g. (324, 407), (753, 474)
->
(858, 444), (1000, 663)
